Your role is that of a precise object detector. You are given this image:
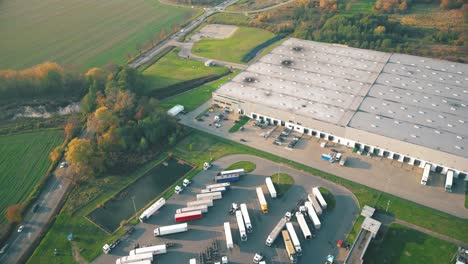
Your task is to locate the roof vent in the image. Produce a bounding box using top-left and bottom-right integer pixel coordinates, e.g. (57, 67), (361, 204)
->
(243, 77), (257, 83)
(281, 60), (294, 67)
(292, 46), (303, 52)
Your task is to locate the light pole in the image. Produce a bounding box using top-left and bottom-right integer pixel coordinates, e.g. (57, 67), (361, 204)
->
(131, 196), (138, 222)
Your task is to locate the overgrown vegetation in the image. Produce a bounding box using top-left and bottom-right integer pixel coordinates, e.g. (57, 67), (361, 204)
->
(226, 161), (256, 173)
(364, 223), (457, 263)
(229, 116), (251, 133)
(271, 173), (295, 196)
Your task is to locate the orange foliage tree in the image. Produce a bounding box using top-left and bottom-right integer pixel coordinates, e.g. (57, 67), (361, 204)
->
(6, 204), (23, 223)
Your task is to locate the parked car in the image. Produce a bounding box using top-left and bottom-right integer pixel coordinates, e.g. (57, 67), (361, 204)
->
(253, 253), (264, 263)
(32, 204), (39, 213)
(0, 244), (9, 254)
(240, 138), (247, 142)
(59, 162), (68, 168)
(17, 225), (24, 233)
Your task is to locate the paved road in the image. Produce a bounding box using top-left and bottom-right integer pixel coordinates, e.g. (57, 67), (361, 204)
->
(179, 100), (468, 219)
(93, 154), (359, 264)
(222, 0), (298, 14)
(0, 170), (72, 264)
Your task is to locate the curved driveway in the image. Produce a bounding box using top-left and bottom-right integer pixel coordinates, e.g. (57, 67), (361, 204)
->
(93, 154), (359, 264)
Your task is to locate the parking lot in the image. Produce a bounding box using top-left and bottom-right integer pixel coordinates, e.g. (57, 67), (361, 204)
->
(93, 155), (358, 264)
(179, 101), (468, 219)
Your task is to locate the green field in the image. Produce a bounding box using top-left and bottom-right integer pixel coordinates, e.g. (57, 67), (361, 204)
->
(364, 224), (457, 263)
(0, 130), (64, 224)
(192, 26), (275, 64)
(226, 161), (256, 173)
(344, 0), (375, 14)
(142, 48), (229, 93)
(0, 0), (198, 70)
(271, 173), (294, 196)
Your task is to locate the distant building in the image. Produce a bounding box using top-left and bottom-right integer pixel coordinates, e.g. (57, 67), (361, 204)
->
(167, 105), (184, 117)
(205, 60), (215, 67)
(213, 38), (468, 177)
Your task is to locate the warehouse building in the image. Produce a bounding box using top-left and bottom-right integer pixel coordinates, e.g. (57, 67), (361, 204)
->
(213, 38), (468, 177)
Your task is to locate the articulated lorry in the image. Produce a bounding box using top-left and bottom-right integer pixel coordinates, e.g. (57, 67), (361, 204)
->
(176, 205), (208, 214)
(305, 202), (321, 229)
(129, 244), (167, 256)
(445, 170), (453, 192)
(265, 177), (277, 198)
(295, 212), (312, 240)
(187, 199), (213, 208)
(139, 198), (165, 222)
(265, 212), (292, 246)
(256, 187), (268, 214)
(116, 252), (153, 264)
(236, 210), (247, 242)
(421, 163), (431, 185)
(224, 222), (234, 249)
(312, 187), (327, 209)
(286, 222), (302, 256)
(175, 210), (202, 222)
(154, 223), (188, 236)
(197, 192), (222, 201)
(240, 203), (253, 233)
(282, 230), (298, 263)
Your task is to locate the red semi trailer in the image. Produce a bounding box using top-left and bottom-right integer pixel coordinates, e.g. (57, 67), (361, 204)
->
(174, 210), (202, 222)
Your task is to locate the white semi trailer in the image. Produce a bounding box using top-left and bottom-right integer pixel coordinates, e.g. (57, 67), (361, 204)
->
(236, 210), (247, 242)
(295, 212), (312, 240)
(129, 244), (167, 256)
(421, 163), (431, 185)
(176, 205), (209, 214)
(224, 222), (234, 249)
(206, 182), (230, 189)
(286, 222), (302, 255)
(265, 177), (277, 198)
(240, 203), (253, 233)
(445, 170), (454, 192)
(154, 223), (188, 236)
(265, 212), (292, 246)
(305, 201), (321, 229)
(308, 194), (322, 216)
(312, 187), (327, 209)
(187, 199), (213, 208)
(116, 252), (153, 264)
(139, 198), (165, 222)
(196, 192), (222, 201)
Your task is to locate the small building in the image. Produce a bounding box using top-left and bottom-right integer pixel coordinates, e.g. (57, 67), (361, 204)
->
(167, 105), (184, 117)
(205, 60), (215, 67)
(361, 205), (376, 218)
(456, 245), (468, 264)
(344, 217), (381, 264)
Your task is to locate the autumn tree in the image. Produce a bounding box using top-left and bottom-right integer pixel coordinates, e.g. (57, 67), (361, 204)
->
(49, 146), (64, 162)
(6, 204), (23, 223)
(440, 0), (462, 10)
(65, 138), (103, 178)
(64, 116), (81, 140)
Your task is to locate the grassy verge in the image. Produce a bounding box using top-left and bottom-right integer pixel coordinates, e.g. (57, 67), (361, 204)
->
(228, 116), (250, 133)
(174, 130), (468, 242)
(192, 26), (275, 64)
(364, 223), (457, 264)
(318, 187), (336, 210)
(136, 46), (175, 72)
(226, 161), (256, 173)
(160, 70), (240, 112)
(142, 48), (229, 93)
(271, 173), (294, 196)
(345, 215), (365, 245)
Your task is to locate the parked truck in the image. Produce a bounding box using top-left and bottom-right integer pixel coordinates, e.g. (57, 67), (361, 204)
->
(308, 194), (323, 216)
(445, 170), (454, 192)
(256, 187), (268, 214)
(421, 163), (431, 185)
(265, 177), (277, 198)
(154, 223), (188, 236)
(129, 244), (167, 256)
(286, 222), (302, 255)
(139, 198), (165, 222)
(224, 222), (234, 249)
(240, 203), (253, 233)
(236, 210), (247, 242)
(220, 169), (245, 176)
(201, 186), (227, 194)
(175, 210), (202, 222)
(265, 212), (292, 246)
(295, 212), (312, 240)
(196, 192), (222, 201)
(282, 230), (297, 263)
(312, 187), (328, 210)
(214, 173), (241, 183)
(206, 182), (231, 189)
(176, 205), (208, 214)
(116, 252), (153, 264)
(305, 202), (321, 229)
(187, 199), (213, 208)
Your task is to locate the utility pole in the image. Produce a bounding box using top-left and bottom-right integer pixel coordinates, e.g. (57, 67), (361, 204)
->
(386, 200), (391, 213)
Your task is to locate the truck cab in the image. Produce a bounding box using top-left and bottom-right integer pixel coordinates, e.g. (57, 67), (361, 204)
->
(183, 179), (191, 187)
(174, 185), (184, 194)
(102, 244), (111, 254)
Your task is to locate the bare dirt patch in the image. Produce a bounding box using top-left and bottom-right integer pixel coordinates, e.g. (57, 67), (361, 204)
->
(196, 24), (239, 39)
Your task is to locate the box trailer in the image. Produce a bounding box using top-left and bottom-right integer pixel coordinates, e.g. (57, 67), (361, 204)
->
(129, 244), (167, 256)
(206, 182), (231, 189)
(139, 198), (165, 222)
(312, 187), (328, 210)
(265, 177), (277, 198)
(421, 163), (431, 185)
(240, 203), (253, 233)
(201, 186), (227, 194)
(196, 192), (222, 201)
(308, 194), (323, 216)
(187, 199), (213, 208)
(256, 187), (268, 214)
(127, 261), (151, 264)
(214, 174), (240, 183)
(295, 212), (312, 240)
(266, 212), (292, 246)
(305, 202), (321, 229)
(445, 170), (454, 192)
(220, 169), (245, 176)
(190, 259), (197, 264)
(224, 222), (234, 249)
(116, 252), (153, 264)
(175, 210), (202, 222)
(286, 222), (302, 255)
(154, 223), (188, 236)
(282, 230), (298, 263)
(176, 205), (208, 214)
(236, 210), (247, 242)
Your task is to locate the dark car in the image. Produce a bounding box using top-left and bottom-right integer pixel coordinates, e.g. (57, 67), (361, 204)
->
(32, 204), (39, 213)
